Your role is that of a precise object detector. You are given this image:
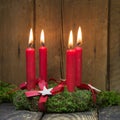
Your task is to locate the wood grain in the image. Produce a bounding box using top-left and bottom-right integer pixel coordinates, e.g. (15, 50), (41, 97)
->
(0, 0), (117, 91)
(35, 0), (62, 80)
(62, 0), (108, 90)
(0, 0), (34, 85)
(109, 0), (120, 91)
(42, 111), (97, 120)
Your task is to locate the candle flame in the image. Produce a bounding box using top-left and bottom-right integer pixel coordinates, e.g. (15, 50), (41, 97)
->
(68, 30), (73, 49)
(28, 28), (33, 46)
(40, 29), (45, 46)
(77, 26), (82, 45)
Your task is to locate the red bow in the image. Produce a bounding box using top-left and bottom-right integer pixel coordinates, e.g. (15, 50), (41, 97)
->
(20, 78), (98, 111)
(25, 79), (65, 111)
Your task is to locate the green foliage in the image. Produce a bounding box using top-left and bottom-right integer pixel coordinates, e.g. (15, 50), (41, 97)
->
(13, 90), (39, 111)
(13, 88), (93, 113)
(96, 91), (120, 108)
(46, 88), (93, 113)
(1, 81), (120, 113)
(0, 81), (16, 103)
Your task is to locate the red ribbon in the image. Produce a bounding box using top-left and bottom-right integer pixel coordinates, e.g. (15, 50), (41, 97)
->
(38, 79), (48, 111)
(25, 78), (65, 111)
(21, 78), (97, 111)
(19, 78), (39, 90)
(49, 78), (97, 103)
(19, 82), (27, 89)
(25, 79), (46, 111)
(51, 81), (65, 95)
(77, 83), (97, 103)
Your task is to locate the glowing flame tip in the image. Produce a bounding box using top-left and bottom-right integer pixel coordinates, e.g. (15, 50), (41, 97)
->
(28, 28), (33, 46)
(68, 30), (73, 49)
(77, 26), (82, 45)
(40, 29), (45, 46)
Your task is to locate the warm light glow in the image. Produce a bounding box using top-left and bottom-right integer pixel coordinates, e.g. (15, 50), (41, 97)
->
(68, 30), (73, 49)
(77, 26), (82, 45)
(40, 29), (45, 46)
(29, 28), (33, 45)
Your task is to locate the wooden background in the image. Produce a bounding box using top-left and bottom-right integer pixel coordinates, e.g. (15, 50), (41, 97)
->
(109, 0), (120, 91)
(0, 0), (119, 91)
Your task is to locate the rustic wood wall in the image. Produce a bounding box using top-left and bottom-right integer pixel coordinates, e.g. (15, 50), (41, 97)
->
(62, 0), (108, 90)
(0, 0), (34, 85)
(109, 0), (120, 91)
(35, 0), (63, 79)
(0, 0), (119, 91)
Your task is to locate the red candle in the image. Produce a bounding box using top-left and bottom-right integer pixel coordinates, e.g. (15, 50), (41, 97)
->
(66, 30), (75, 92)
(75, 27), (82, 87)
(39, 30), (47, 81)
(26, 28), (36, 90)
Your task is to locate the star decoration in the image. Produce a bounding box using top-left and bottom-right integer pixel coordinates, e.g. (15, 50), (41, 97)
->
(39, 86), (53, 96)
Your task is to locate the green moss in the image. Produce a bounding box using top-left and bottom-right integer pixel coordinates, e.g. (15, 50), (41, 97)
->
(13, 90), (39, 111)
(96, 91), (120, 108)
(1, 81), (120, 113)
(13, 88), (93, 112)
(0, 81), (16, 103)
(46, 88), (93, 113)
(13, 88), (120, 112)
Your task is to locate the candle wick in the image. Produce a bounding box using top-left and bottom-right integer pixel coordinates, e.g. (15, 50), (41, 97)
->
(77, 42), (82, 47)
(41, 42), (45, 46)
(28, 43), (33, 48)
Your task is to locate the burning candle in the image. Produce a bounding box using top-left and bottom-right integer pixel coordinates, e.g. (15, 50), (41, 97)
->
(26, 28), (36, 90)
(39, 30), (47, 81)
(66, 30), (75, 92)
(75, 26), (82, 87)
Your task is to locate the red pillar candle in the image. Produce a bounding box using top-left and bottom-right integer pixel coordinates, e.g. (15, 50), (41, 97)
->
(66, 30), (75, 92)
(75, 27), (82, 87)
(26, 28), (36, 90)
(39, 30), (47, 81)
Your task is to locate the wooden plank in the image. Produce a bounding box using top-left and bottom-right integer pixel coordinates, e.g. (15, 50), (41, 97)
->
(0, 0), (34, 85)
(35, 0), (62, 80)
(110, 0), (120, 91)
(94, 0), (108, 90)
(62, 0), (108, 90)
(0, 103), (43, 120)
(42, 111), (98, 120)
(99, 106), (120, 120)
